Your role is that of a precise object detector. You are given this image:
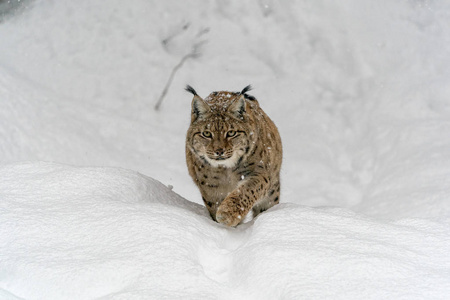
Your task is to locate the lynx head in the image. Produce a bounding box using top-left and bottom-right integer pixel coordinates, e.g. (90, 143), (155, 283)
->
(186, 85), (257, 168)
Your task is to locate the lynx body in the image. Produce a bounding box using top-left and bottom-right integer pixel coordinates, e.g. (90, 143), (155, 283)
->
(185, 85), (282, 226)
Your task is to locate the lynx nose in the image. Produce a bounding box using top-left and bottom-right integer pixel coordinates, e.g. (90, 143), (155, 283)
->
(215, 149), (224, 157)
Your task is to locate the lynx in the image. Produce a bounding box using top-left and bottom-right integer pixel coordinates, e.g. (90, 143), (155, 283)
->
(185, 85), (282, 227)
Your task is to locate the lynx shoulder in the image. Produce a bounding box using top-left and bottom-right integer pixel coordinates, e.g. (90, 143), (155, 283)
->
(185, 85), (282, 226)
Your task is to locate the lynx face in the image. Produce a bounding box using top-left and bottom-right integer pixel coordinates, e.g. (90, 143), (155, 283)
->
(190, 115), (252, 168)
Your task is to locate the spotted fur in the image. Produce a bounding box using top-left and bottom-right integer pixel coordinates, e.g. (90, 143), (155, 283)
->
(185, 86), (282, 226)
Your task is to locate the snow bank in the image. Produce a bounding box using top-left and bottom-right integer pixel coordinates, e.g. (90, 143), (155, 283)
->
(0, 162), (215, 299)
(1, 162), (449, 299)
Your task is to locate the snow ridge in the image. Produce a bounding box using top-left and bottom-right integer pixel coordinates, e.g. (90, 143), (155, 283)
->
(1, 162), (449, 299)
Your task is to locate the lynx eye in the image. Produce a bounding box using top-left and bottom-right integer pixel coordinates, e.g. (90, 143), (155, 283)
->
(202, 131), (212, 138)
(226, 130), (237, 138)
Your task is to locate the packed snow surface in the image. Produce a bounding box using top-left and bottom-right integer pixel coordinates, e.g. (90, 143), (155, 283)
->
(1, 0), (450, 299)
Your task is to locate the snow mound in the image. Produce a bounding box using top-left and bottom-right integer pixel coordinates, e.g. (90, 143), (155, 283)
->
(1, 162), (449, 299)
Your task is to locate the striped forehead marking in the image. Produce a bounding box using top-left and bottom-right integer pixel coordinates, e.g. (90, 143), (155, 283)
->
(204, 91), (240, 111)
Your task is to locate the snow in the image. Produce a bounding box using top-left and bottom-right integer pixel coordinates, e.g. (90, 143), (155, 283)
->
(1, 0), (450, 299)
(2, 162), (449, 299)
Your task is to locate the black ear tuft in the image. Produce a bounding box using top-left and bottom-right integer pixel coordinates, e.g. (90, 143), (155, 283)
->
(240, 85), (253, 95)
(185, 85), (198, 96)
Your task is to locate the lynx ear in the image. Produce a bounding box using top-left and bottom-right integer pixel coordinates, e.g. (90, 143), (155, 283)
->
(228, 95), (246, 118)
(191, 95), (210, 122)
(186, 85), (210, 122)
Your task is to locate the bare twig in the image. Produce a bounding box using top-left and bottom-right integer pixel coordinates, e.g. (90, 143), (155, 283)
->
(154, 28), (208, 110)
(154, 52), (196, 110)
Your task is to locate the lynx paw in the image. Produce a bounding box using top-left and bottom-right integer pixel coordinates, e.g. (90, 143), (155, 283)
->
(216, 204), (242, 227)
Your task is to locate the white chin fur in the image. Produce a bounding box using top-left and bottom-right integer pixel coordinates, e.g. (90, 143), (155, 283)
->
(205, 153), (240, 168)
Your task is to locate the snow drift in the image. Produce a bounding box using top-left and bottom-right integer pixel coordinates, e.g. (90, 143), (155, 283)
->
(1, 162), (449, 299)
(1, 0), (450, 298)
